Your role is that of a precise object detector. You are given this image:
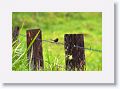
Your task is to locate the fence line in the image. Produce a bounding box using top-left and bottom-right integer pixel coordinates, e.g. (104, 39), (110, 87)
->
(13, 27), (102, 71)
(19, 34), (102, 52)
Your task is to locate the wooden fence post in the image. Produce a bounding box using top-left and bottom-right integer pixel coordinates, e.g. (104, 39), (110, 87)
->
(12, 26), (20, 42)
(26, 29), (44, 71)
(64, 34), (85, 71)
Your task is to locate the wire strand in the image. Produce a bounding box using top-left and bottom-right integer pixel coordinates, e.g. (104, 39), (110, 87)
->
(18, 34), (102, 52)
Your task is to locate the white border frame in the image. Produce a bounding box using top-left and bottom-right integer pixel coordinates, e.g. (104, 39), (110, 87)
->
(0, 0), (114, 83)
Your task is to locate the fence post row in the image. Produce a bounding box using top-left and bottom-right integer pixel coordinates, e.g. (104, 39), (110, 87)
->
(64, 34), (85, 71)
(26, 29), (44, 71)
(12, 27), (86, 71)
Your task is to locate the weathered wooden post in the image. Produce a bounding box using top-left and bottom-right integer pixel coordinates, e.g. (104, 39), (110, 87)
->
(12, 26), (20, 42)
(26, 29), (44, 71)
(64, 34), (85, 71)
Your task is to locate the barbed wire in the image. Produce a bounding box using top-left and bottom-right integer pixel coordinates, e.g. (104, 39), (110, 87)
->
(18, 34), (102, 52)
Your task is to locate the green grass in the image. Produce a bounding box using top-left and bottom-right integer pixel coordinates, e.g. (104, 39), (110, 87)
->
(12, 12), (102, 71)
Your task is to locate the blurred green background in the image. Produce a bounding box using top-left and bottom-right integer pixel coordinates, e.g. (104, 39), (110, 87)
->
(12, 12), (102, 71)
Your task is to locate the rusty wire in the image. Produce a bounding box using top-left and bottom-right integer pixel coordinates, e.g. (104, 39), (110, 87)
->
(19, 34), (102, 53)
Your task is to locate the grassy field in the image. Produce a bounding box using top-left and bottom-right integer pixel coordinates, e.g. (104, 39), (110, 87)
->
(12, 12), (102, 71)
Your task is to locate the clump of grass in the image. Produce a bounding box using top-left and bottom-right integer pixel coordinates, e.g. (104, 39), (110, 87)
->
(12, 29), (41, 71)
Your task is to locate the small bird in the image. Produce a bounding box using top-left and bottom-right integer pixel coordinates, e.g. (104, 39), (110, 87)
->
(53, 38), (59, 43)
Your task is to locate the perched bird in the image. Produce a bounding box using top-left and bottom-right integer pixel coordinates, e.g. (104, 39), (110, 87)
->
(53, 38), (59, 43)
